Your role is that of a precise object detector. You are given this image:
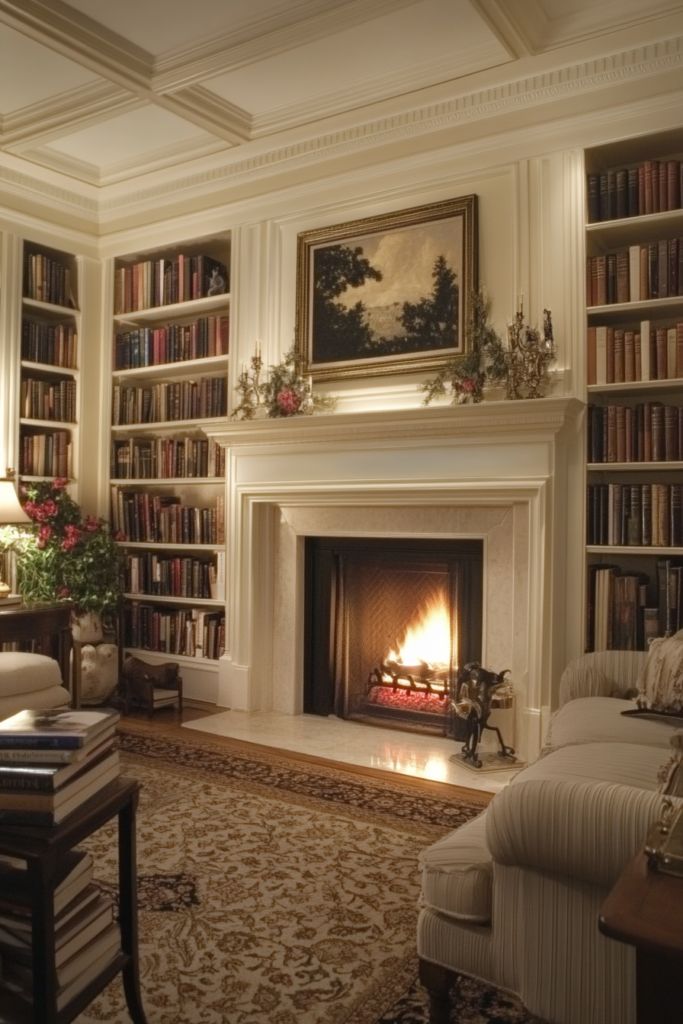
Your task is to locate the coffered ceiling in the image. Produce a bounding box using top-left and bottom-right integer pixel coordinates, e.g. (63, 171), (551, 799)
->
(0, 0), (682, 223)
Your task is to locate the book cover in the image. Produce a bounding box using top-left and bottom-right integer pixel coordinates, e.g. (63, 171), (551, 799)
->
(0, 737), (116, 792)
(0, 708), (119, 750)
(0, 850), (92, 916)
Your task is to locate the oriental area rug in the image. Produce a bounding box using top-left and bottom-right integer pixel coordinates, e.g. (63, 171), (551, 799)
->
(76, 730), (540, 1024)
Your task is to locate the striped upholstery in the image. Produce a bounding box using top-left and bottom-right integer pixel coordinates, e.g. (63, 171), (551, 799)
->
(419, 811), (491, 923)
(418, 651), (677, 1024)
(545, 696), (679, 752)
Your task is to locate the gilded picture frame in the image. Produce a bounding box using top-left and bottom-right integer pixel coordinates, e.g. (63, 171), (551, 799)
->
(295, 194), (478, 382)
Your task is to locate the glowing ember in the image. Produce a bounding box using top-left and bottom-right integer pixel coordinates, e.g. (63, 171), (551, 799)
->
(387, 597), (451, 668)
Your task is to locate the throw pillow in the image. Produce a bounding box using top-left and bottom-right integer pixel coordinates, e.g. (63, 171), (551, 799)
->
(636, 629), (683, 714)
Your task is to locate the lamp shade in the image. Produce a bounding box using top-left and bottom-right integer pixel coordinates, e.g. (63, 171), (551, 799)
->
(0, 479), (30, 525)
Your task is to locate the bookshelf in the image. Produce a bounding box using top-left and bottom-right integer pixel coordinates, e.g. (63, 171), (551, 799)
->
(19, 242), (81, 484)
(585, 130), (683, 652)
(109, 235), (230, 689)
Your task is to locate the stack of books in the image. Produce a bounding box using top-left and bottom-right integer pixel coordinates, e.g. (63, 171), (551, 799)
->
(0, 707), (120, 827)
(0, 851), (119, 1011)
(0, 707), (121, 1012)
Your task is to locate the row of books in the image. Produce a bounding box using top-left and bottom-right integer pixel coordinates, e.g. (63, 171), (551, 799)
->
(588, 560), (682, 651)
(113, 253), (228, 314)
(20, 429), (72, 478)
(587, 402), (683, 463)
(21, 318), (78, 369)
(587, 159), (683, 223)
(112, 377), (227, 425)
(124, 602), (225, 659)
(20, 376), (77, 424)
(586, 239), (683, 307)
(23, 252), (76, 309)
(110, 491), (225, 545)
(0, 708), (121, 1012)
(110, 436), (225, 480)
(114, 315), (229, 370)
(587, 483), (683, 547)
(124, 552), (218, 600)
(586, 321), (683, 385)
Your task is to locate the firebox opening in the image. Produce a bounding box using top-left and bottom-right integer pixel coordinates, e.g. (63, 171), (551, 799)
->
(304, 537), (483, 734)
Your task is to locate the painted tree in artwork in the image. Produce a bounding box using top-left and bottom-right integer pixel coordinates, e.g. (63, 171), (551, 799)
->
(313, 244), (382, 362)
(400, 255), (458, 349)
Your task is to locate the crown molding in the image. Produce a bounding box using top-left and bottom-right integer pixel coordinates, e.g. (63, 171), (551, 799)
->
(0, 33), (681, 232)
(1, 83), (137, 148)
(95, 36), (683, 219)
(162, 87), (252, 145)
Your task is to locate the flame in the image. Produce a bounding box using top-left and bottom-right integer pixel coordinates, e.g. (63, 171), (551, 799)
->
(387, 597), (451, 667)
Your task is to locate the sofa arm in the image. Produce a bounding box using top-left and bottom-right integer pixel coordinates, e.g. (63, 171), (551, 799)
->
(485, 778), (667, 889)
(558, 650), (647, 707)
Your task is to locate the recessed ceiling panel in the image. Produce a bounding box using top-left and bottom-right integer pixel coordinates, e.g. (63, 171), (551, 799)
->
(46, 105), (214, 168)
(204, 0), (507, 117)
(63, 0), (301, 56)
(0, 25), (97, 113)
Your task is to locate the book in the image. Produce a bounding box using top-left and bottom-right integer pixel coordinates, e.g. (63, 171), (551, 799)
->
(0, 883), (101, 941)
(4, 919), (119, 990)
(0, 892), (113, 968)
(0, 708), (119, 750)
(0, 736), (116, 792)
(0, 753), (120, 825)
(0, 749), (118, 811)
(0, 850), (92, 917)
(1, 921), (120, 1012)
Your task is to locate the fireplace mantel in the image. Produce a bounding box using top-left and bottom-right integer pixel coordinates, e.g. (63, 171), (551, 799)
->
(206, 396), (583, 762)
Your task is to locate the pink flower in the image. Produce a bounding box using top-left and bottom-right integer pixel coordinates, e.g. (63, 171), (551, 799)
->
(57, 586), (71, 598)
(61, 524), (81, 550)
(83, 516), (100, 533)
(52, 478), (68, 491)
(276, 388), (302, 415)
(36, 525), (52, 549)
(459, 377), (477, 393)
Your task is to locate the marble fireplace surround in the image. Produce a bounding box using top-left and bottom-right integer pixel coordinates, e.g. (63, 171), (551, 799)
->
(207, 397), (581, 762)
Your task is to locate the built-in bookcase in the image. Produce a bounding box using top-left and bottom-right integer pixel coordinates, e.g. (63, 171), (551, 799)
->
(109, 233), (230, 692)
(19, 241), (81, 483)
(585, 129), (683, 652)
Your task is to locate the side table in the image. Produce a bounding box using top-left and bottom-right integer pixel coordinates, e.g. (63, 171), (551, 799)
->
(0, 777), (147, 1023)
(598, 851), (683, 1024)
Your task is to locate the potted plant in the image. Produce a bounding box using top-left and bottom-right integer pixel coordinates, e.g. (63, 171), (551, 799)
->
(15, 478), (123, 641)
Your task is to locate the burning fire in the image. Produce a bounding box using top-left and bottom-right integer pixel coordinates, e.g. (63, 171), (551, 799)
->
(386, 597), (452, 668)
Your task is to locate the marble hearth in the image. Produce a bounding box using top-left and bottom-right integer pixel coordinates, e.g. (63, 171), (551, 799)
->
(208, 398), (581, 762)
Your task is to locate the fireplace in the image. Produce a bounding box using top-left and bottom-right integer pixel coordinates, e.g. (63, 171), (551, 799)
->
(206, 397), (583, 762)
(304, 537), (483, 733)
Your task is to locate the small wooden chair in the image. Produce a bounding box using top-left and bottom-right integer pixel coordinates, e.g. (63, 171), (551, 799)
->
(119, 655), (183, 717)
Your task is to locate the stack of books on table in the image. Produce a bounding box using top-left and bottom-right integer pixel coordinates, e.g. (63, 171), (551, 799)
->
(0, 707), (121, 1012)
(0, 707), (120, 827)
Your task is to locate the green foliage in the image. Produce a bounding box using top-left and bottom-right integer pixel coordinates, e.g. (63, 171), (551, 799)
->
(15, 479), (123, 617)
(421, 288), (507, 405)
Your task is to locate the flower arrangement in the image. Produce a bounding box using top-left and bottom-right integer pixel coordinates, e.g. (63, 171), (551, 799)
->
(15, 478), (123, 618)
(233, 346), (336, 420)
(421, 289), (508, 405)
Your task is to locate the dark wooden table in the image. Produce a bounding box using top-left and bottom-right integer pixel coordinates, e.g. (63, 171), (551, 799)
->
(599, 851), (683, 1024)
(0, 777), (147, 1023)
(0, 600), (75, 704)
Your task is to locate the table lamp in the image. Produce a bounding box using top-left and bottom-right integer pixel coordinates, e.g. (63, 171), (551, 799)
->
(0, 475), (30, 602)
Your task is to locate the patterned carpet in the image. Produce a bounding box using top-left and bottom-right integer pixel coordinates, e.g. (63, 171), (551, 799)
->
(74, 730), (538, 1024)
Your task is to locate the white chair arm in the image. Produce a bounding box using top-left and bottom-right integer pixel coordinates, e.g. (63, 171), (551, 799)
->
(485, 777), (665, 888)
(558, 650), (647, 707)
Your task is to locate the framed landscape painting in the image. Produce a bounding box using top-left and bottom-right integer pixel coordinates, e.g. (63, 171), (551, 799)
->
(295, 194), (478, 382)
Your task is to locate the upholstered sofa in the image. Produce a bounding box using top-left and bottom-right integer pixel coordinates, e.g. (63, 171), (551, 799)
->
(417, 643), (683, 1024)
(0, 651), (71, 720)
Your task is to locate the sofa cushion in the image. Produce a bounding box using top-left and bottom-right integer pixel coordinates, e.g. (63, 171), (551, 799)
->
(637, 630), (683, 714)
(545, 697), (679, 752)
(0, 652), (63, 696)
(419, 811), (492, 924)
(519, 741), (665, 792)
